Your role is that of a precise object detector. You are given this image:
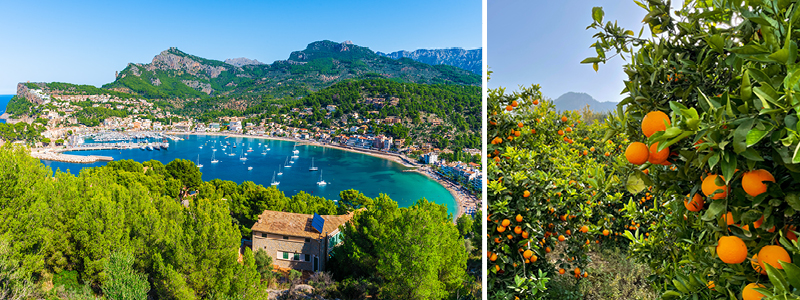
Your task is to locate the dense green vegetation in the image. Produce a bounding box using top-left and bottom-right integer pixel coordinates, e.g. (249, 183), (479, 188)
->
(72, 105), (129, 127)
(5, 95), (37, 118)
(38, 82), (138, 99)
(0, 147), (475, 299)
(0, 122), (45, 142)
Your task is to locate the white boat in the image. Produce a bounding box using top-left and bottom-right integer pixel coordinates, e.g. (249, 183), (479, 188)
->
(309, 157), (318, 171)
(199, 146), (203, 149)
(248, 166), (253, 171)
(228, 152), (236, 156)
(284, 157), (291, 168)
(239, 150), (247, 161)
(196, 154), (203, 168)
(317, 170), (327, 186)
(277, 164), (283, 176)
(211, 151), (219, 164)
(292, 144), (299, 154)
(270, 171), (280, 186)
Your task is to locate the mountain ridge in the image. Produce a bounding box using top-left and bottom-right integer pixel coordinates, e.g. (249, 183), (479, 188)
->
(553, 92), (618, 113)
(101, 40), (480, 100)
(377, 48), (481, 75)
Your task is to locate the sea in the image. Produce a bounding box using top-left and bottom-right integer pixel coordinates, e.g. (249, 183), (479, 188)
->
(0, 94), (12, 124)
(40, 135), (458, 215)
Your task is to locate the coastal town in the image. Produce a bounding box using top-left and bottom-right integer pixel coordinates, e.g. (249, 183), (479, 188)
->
(3, 82), (482, 217)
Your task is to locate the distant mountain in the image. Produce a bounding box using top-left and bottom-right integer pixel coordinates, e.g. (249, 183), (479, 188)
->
(102, 40), (480, 99)
(553, 92), (618, 113)
(224, 57), (264, 67)
(377, 48), (481, 75)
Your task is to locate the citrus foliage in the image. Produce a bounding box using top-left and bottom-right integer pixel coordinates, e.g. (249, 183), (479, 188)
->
(487, 84), (643, 299)
(584, 0), (800, 298)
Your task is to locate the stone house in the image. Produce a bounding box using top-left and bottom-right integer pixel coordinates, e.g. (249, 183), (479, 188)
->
(251, 210), (355, 272)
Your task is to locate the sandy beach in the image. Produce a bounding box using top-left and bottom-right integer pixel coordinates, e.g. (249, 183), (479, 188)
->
(166, 131), (478, 218)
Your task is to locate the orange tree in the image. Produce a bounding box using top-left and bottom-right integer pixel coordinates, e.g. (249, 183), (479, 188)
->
(586, 1), (800, 299)
(487, 84), (637, 299)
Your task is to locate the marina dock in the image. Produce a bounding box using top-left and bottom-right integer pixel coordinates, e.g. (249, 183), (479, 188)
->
(31, 151), (114, 164)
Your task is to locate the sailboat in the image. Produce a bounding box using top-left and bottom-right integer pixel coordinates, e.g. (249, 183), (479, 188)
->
(277, 164), (283, 176)
(284, 157), (291, 168)
(261, 146), (267, 155)
(247, 142), (253, 152)
(317, 170), (327, 186)
(309, 157), (318, 171)
(196, 154), (203, 168)
(211, 150), (219, 163)
(266, 142), (271, 151)
(239, 149), (247, 161)
(270, 171), (280, 186)
(248, 166), (253, 171)
(292, 143), (299, 155)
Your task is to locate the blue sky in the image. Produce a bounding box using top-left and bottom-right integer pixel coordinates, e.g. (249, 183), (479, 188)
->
(0, 0), (480, 94)
(489, 1), (679, 103)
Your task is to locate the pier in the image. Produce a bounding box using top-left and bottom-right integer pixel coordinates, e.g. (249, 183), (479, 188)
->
(31, 151), (114, 164)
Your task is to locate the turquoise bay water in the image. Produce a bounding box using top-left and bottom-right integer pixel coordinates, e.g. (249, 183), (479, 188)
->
(41, 134), (457, 215)
(0, 94), (12, 124)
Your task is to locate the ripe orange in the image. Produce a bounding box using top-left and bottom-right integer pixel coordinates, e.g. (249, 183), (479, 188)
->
(574, 267), (580, 274)
(742, 169), (775, 197)
(717, 236), (747, 264)
(521, 231), (529, 239)
(514, 226), (522, 234)
(558, 130), (564, 136)
(497, 225), (506, 233)
(558, 268), (565, 275)
(684, 193), (705, 212)
(647, 142), (669, 164)
(625, 142), (649, 165)
(518, 122), (524, 128)
(583, 150), (589, 156)
(721, 212), (734, 226)
(590, 146), (596, 152)
(531, 129), (536, 134)
(558, 235), (565, 242)
(758, 245), (791, 270)
(580, 225), (589, 233)
(707, 281), (715, 289)
(702, 175), (728, 199)
(561, 116), (568, 122)
(511, 100), (518, 107)
(523, 249), (533, 259)
(603, 229), (610, 236)
(566, 127), (573, 133)
(604, 152), (610, 157)
(742, 283), (766, 300)
(502, 219), (511, 227)
(523, 190), (530, 197)
(490, 253), (497, 261)
(751, 254), (765, 275)
(506, 105), (513, 111)
(515, 214), (523, 222)
(514, 131), (521, 137)
(545, 247), (551, 253)
(532, 99), (539, 105)
(530, 255), (537, 262)
(641, 111), (671, 137)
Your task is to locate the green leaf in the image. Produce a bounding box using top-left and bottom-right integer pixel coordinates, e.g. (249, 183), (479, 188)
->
(792, 142), (800, 164)
(786, 193), (800, 211)
(741, 148), (765, 161)
(672, 279), (690, 293)
(786, 64), (800, 91)
(721, 155), (737, 185)
(747, 127), (772, 146)
(779, 261), (800, 289)
(741, 70), (752, 101)
(581, 57), (602, 64)
(764, 263), (789, 293)
(769, 47), (790, 64)
(733, 119), (754, 153)
(702, 200), (726, 221)
(707, 34), (725, 54)
(708, 152), (720, 169)
(661, 290), (681, 300)
(592, 7), (604, 24)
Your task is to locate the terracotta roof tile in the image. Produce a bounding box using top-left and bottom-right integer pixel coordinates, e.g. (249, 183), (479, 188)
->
(251, 210), (355, 239)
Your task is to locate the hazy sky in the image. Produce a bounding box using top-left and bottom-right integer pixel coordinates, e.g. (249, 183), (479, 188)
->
(0, 0), (481, 94)
(489, 1), (679, 103)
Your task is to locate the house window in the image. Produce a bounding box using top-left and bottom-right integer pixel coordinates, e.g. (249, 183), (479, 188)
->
(293, 253), (300, 261)
(283, 236), (289, 240)
(304, 254), (311, 262)
(305, 238), (311, 243)
(281, 251), (289, 260)
(262, 232), (267, 238)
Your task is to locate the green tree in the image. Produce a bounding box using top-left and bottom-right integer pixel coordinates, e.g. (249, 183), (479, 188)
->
(102, 250), (150, 300)
(456, 213), (474, 237)
(165, 159), (202, 194)
(253, 249), (273, 281)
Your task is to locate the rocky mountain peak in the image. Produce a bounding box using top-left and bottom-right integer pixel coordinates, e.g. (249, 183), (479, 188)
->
(224, 57), (264, 67)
